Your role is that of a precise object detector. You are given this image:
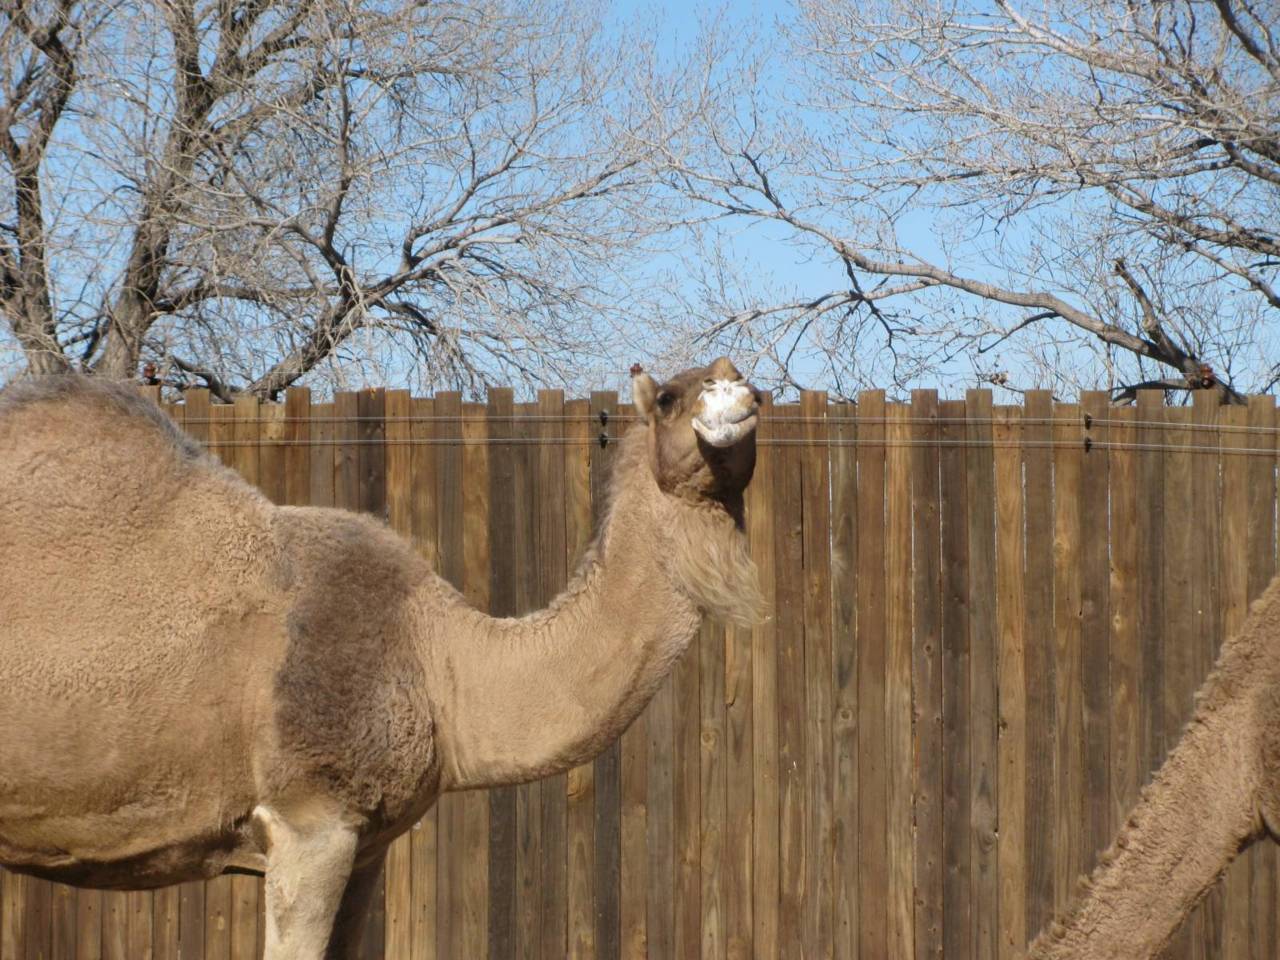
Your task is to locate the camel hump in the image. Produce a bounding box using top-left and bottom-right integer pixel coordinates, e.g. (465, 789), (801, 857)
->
(0, 374), (203, 463)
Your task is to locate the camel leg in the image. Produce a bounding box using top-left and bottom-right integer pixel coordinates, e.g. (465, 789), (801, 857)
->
(1028, 701), (1264, 959)
(323, 848), (389, 960)
(257, 806), (360, 960)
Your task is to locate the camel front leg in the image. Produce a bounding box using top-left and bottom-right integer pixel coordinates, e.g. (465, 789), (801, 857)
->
(257, 805), (360, 960)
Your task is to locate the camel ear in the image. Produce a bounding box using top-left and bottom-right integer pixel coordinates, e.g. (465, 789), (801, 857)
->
(632, 368), (658, 418)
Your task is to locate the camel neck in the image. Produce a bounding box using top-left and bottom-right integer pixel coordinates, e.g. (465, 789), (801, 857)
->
(421, 433), (705, 792)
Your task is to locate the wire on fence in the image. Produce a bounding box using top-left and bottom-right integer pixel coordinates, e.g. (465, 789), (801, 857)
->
(170, 413), (1280, 433)
(187, 436), (1280, 456)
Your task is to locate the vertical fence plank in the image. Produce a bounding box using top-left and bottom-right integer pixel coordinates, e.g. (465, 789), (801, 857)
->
(1134, 391), (1166, 780)
(800, 391), (833, 960)
(259, 401), (286, 505)
(412, 398), (438, 960)
(966, 390), (999, 960)
(178, 877), (205, 960)
(410, 396), (440, 566)
(590, 390), (623, 960)
(202, 403), (235, 960)
(125, 886), (152, 960)
(103, 884), (127, 960)
(1051, 402), (1083, 918)
(409, 395), (438, 960)
(21, 880), (58, 960)
(75, 878), (101, 960)
(487, 388), (519, 960)
(381, 391), (412, 535)
(461, 400), (492, 960)
(829, 399), (858, 960)
(21, 878), (42, 960)
(230, 874), (259, 960)
(647, 638), (675, 960)
(359, 388), (386, 520)
(152, 884), (178, 960)
(353, 379), (385, 954)
(1106, 404), (1140, 830)
(672, 617), (701, 960)
(512, 401), (547, 960)
(771, 402), (805, 959)
(169, 409), (207, 960)
(335, 392), (360, 512)
(231, 394), (259, 486)
(355, 380), (386, 880)
(615, 402), (648, 960)
(857, 391), (889, 960)
(939, 398), (971, 960)
(432, 391), (464, 960)
(538, 390), (570, 960)
(724, 388), (756, 959)
(700, 616), (727, 960)
(285, 388), (312, 507)
(1079, 393), (1111, 870)
(229, 396), (260, 960)
(750, 396), (780, 960)
(1021, 391), (1055, 938)
(309, 401), (335, 509)
(994, 404), (1026, 960)
(51, 884), (75, 960)
(384, 834), (413, 960)
(1106, 399), (1142, 960)
(1219, 400), (1252, 957)
(1190, 392), (1223, 960)
(886, 404), (915, 960)
(203, 869), (231, 960)
(384, 392), (415, 960)
(564, 397), (595, 960)
(725, 616), (753, 960)
(1163, 404), (1196, 960)
(911, 391), (943, 960)
(2, 875), (23, 960)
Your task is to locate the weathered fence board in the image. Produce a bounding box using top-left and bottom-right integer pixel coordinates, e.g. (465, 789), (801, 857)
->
(6, 387), (1280, 960)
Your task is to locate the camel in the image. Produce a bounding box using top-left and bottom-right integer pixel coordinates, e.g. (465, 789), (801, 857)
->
(1028, 577), (1280, 958)
(0, 357), (763, 959)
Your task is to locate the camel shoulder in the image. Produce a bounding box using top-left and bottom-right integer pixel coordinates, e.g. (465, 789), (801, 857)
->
(265, 508), (441, 818)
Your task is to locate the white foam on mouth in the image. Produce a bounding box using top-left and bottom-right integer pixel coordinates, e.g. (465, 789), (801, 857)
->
(699, 380), (749, 422)
(693, 380), (756, 447)
(693, 418), (742, 447)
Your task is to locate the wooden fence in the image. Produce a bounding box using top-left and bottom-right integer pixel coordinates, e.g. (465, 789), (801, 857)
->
(3, 386), (1279, 960)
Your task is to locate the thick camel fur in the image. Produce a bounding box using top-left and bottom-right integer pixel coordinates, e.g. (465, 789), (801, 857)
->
(1028, 576), (1280, 958)
(0, 359), (762, 959)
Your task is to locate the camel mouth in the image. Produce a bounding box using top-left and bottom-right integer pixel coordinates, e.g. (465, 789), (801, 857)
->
(692, 412), (757, 448)
(692, 379), (759, 448)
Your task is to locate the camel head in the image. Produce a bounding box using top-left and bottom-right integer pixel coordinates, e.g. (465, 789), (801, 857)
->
(631, 357), (761, 524)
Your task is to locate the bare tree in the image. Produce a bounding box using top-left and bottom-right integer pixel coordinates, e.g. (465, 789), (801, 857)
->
(672, 0), (1280, 401)
(0, 0), (714, 397)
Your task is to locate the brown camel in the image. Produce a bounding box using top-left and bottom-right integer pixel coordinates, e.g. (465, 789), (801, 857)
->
(1029, 578), (1280, 958)
(0, 358), (763, 959)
